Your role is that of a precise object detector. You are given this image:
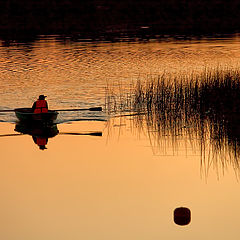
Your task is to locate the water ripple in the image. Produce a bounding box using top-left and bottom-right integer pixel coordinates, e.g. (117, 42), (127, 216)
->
(0, 36), (240, 117)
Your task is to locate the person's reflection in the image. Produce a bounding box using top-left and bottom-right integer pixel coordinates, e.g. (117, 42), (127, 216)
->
(14, 122), (59, 150)
(174, 207), (191, 226)
(32, 136), (48, 150)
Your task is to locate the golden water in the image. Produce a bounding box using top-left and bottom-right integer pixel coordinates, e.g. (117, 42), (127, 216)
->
(0, 118), (240, 240)
(1, 35), (240, 239)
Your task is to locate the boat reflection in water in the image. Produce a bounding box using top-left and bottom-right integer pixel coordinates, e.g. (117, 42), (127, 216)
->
(14, 121), (103, 150)
(14, 122), (59, 150)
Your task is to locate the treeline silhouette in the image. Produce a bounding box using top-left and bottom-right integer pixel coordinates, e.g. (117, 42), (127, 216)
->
(1, 0), (240, 38)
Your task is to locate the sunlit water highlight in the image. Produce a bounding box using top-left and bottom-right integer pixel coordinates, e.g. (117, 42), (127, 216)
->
(1, 35), (240, 119)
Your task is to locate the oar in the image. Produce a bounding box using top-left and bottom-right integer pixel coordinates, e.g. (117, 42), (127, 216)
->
(0, 109), (15, 112)
(55, 107), (102, 112)
(60, 132), (102, 136)
(0, 132), (102, 137)
(0, 107), (103, 113)
(0, 133), (23, 137)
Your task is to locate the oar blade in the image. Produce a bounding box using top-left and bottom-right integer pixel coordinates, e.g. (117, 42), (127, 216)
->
(88, 132), (102, 136)
(89, 107), (102, 111)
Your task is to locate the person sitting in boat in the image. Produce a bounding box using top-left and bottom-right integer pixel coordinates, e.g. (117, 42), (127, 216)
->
(32, 95), (48, 113)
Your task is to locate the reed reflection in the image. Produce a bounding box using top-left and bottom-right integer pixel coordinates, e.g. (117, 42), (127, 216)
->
(107, 68), (240, 176)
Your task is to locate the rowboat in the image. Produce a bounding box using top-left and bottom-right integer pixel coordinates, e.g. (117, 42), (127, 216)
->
(14, 108), (58, 123)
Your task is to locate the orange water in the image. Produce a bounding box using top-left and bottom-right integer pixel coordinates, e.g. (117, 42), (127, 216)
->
(1, 36), (240, 239)
(0, 118), (239, 240)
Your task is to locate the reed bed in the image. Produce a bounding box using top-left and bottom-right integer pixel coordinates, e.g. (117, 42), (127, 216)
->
(106, 68), (240, 176)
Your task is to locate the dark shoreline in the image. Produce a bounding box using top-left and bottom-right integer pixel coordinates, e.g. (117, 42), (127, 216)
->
(1, 0), (240, 42)
(0, 29), (239, 46)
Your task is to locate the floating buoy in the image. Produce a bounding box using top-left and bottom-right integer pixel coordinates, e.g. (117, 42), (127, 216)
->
(174, 207), (191, 226)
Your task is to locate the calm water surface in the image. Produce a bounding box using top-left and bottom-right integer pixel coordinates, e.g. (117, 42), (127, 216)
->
(1, 35), (240, 239)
